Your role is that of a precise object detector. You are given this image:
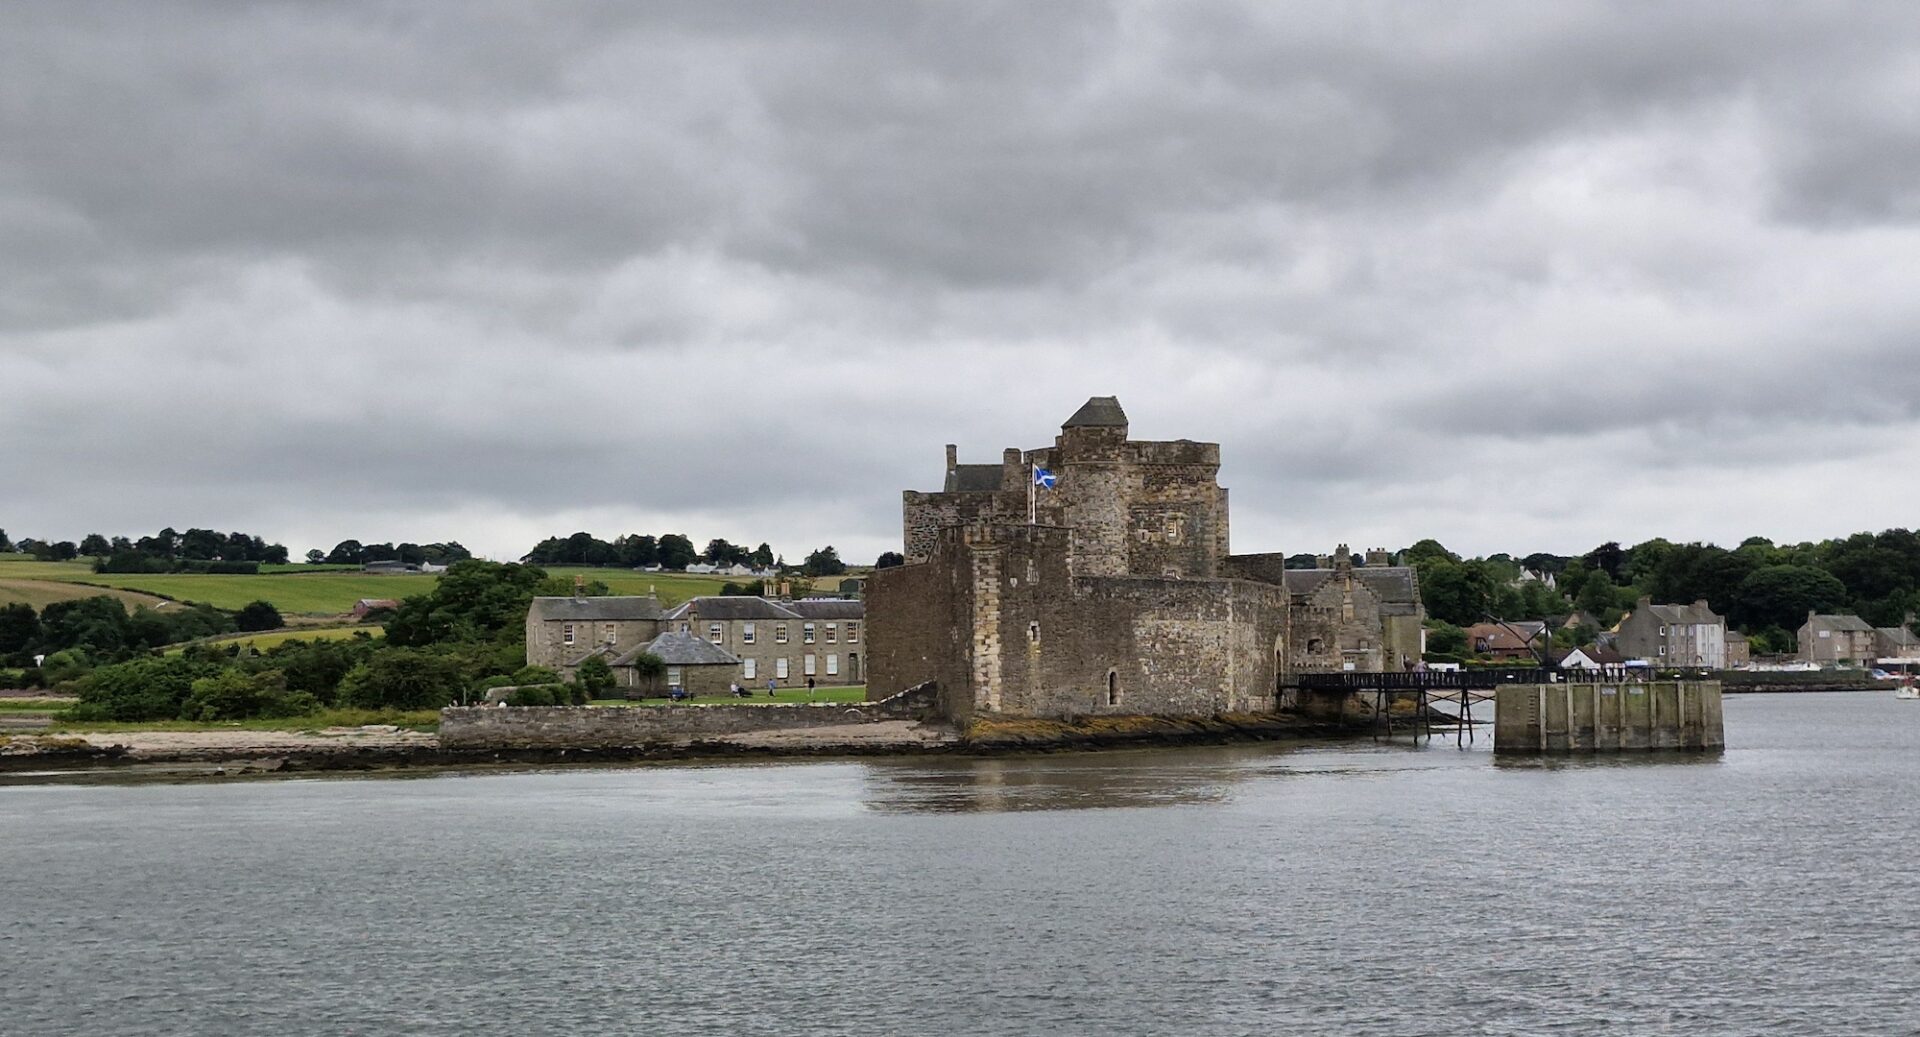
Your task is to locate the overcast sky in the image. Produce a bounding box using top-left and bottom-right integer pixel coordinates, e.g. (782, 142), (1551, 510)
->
(6, 2), (1920, 564)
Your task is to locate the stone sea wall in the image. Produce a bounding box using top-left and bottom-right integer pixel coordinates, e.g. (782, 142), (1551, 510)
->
(441, 682), (941, 749)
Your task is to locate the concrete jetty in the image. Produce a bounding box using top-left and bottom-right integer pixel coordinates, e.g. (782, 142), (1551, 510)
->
(1494, 680), (1723, 754)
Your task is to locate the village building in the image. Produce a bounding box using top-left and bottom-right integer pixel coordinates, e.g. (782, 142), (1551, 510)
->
(1797, 612), (1876, 667)
(1463, 620), (1549, 663)
(1615, 598), (1728, 668)
(867, 397), (1424, 720)
(1872, 617), (1920, 664)
(614, 631), (739, 697)
(659, 596), (865, 688)
(524, 594), (669, 675)
(1724, 630), (1752, 668)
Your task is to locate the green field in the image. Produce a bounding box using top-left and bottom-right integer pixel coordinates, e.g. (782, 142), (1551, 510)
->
(0, 557), (756, 616)
(164, 626), (382, 655)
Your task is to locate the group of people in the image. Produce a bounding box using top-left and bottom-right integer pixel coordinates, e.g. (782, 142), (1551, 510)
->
(725, 677), (817, 699)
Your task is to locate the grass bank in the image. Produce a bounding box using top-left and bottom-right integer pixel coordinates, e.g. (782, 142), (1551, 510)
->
(46, 708), (442, 734)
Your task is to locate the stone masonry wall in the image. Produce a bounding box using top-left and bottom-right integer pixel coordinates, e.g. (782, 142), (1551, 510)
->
(866, 553), (972, 719)
(442, 683), (942, 749)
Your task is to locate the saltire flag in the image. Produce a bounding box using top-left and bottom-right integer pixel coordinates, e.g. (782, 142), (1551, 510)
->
(1033, 467), (1057, 489)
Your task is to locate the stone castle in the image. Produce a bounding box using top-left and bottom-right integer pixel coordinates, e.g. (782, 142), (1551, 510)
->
(866, 397), (1424, 720)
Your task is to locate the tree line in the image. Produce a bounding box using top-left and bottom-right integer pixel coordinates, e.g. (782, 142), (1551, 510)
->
(521, 531), (856, 577)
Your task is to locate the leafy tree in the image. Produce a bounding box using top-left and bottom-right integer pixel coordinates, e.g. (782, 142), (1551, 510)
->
(0, 603), (40, 658)
(1732, 565), (1848, 632)
(704, 538), (751, 566)
(384, 560), (547, 646)
(618, 534), (659, 568)
(1401, 539), (1459, 566)
(509, 665), (561, 685)
(1580, 541), (1626, 582)
(875, 551), (905, 569)
(265, 636), (378, 705)
(626, 652), (666, 695)
(1415, 559), (1501, 626)
(1572, 568), (1620, 619)
(1424, 622), (1468, 658)
(337, 649), (467, 710)
(751, 543), (775, 567)
(0, 528), (10, 551)
(802, 546), (847, 577)
(657, 534), (698, 570)
(41, 649), (94, 686)
(79, 534), (112, 557)
(306, 549), (327, 564)
(575, 655), (616, 698)
(325, 540), (365, 565)
(1520, 552), (1570, 576)
(235, 600), (284, 632)
(68, 656), (223, 721)
(1284, 553), (1320, 570)
(180, 669), (317, 721)
(37, 596), (135, 659)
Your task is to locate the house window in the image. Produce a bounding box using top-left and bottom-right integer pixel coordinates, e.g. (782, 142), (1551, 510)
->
(776, 657), (788, 679)
(804, 654), (817, 676)
(667, 666), (682, 687)
(562, 624), (574, 645)
(776, 624), (788, 644)
(604, 624), (615, 643)
(827, 654), (838, 676)
(743, 658), (756, 680)
(803, 623), (816, 644)
(680, 622), (690, 634)
(743, 622), (755, 644)
(826, 623), (838, 644)
(708, 623), (723, 644)
(848, 623), (859, 643)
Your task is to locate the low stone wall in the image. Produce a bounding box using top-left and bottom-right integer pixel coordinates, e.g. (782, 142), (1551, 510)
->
(442, 682), (940, 749)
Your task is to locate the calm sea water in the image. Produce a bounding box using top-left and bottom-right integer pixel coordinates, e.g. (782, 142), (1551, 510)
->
(2, 693), (1917, 1036)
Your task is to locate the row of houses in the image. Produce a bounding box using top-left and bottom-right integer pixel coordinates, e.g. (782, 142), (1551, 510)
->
(1466, 598), (1919, 670)
(524, 594), (867, 695)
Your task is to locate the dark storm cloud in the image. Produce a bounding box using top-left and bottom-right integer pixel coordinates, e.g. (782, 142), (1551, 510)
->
(5, 1), (1920, 561)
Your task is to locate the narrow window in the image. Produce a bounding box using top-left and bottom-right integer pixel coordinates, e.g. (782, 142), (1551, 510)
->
(804, 654), (817, 676)
(827, 653), (838, 676)
(776, 657), (789, 679)
(604, 623), (615, 643)
(743, 657), (756, 680)
(804, 623), (816, 644)
(1028, 621), (1040, 644)
(1106, 670), (1120, 707)
(562, 624), (575, 646)
(681, 622), (691, 634)
(847, 623), (859, 643)
(827, 623), (838, 644)
(776, 624), (788, 644)
(708, 622), (723, 644)
(743, 622), (755, 644)
(667, 666), (682, 687)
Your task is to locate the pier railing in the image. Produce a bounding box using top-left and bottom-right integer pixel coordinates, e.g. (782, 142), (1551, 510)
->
(1295, 668), (1637, 692)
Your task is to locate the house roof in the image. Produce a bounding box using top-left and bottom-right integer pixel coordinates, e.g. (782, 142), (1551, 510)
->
(786, 599), (865, 620)
(1063, 395), (1128, 428)
(1351, 567), (1418, 606)
(1556, 644), (1627, 666)
(1807, 613), (1874, 632)
(1645, 601), (1723, 625)
(1466, 621), (1547, 652)
(528, 595), (666, 622)
(616, 631), (739, 667)
(945, 464), (1005, 492)
(664, 596), (801, 621)
(1877, 626), (1920, 646)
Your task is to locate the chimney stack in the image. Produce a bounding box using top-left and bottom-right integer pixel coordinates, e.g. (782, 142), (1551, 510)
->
(945, 444), (958, 472)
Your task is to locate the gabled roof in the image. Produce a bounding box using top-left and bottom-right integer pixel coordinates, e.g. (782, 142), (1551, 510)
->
(528, 596), (666, 622)
(1645, 601), (1723, 625)
(1351, 567), (1418, 605)
(1876, 626), (1920, 646)
(615, 631), (739, 667)
(786, 599), (865, 620)
(945, 464), (1005, 492)
(664, 596), (800, 621)
(1807, 613), (1874, 632)
(1063, 396), (1128, 428)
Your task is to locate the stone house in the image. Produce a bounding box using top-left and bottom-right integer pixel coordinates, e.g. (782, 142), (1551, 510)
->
(614, 631), (739, 697)
(662, 596), (865, 687)
(1724, 631), (1751, 668)
(868, 397), (1424, 721)
(1797, 613), (1876, 666)
(1615, 598), (1727, 668)
(1462, 620), (1548, 663)
(525, 594), (667, 676)
(1873, 620), (1920, 662)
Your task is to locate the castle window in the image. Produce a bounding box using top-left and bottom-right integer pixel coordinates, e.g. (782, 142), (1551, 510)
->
(562, 624), (574, 646)
(1165, 517), (1182, 542)
(1106, 670), (1120, 707)
(1308, 637), (1325, 654)
(1028, 621), (1040, 644)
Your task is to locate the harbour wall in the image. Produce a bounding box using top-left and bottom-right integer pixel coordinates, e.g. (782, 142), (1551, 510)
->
(441, 682), (941, 750)
(1494, 680), (1723, 754)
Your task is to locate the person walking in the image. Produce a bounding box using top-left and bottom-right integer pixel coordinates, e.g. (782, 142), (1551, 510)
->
(806, 675), (816, 700)
(767, 676), (777, 697)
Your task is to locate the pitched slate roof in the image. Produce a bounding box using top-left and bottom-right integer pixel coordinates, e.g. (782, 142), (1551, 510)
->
(1352, 567), (1419, 605)
(945, 464), (1005, 492)
(1645, 601), (1723, 625)
(528, 596), (666, 622)
(1808, 613), (1874, 632)
(786, 599), (865, 620)
(1062, 395), (1128, 428)
(615, 631), (739, 667)
(663, 596), (801, 621)
(1876, 626), (1920, 647)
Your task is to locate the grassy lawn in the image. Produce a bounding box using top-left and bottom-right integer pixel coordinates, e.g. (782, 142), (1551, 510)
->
(163, 626), (382, 655)
(0, 699), (73, 713)
(0, 558), (752, 616)
(46, 708), (443, 734)
(588, 686), (867, 707)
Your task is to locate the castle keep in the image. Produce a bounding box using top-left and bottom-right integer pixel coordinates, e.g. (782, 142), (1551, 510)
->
(867, 397), (1423, 720)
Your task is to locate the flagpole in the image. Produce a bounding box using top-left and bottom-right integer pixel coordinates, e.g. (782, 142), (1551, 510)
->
(1029, 462), (1036, 524)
